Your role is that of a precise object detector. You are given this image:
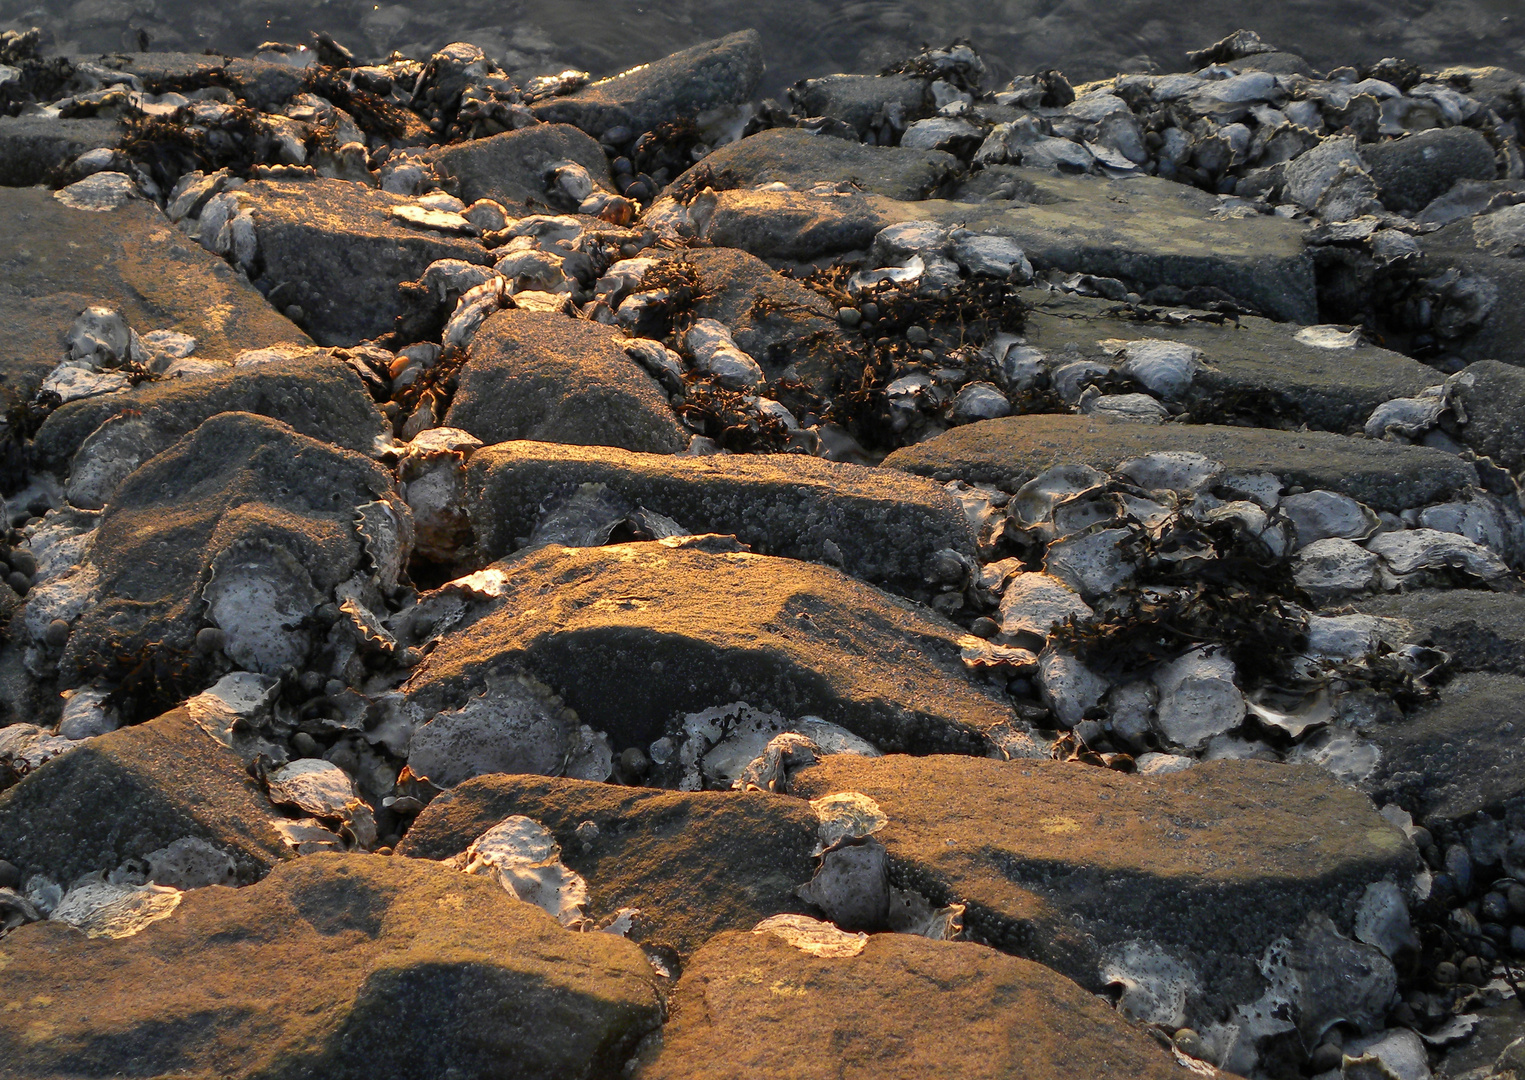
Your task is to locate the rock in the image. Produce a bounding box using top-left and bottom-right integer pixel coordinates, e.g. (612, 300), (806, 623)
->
(677, 247), (852, 392)
(54, 412), (400, 690)
(0, 853), (661, 1079)
(1018, 290), (1434, 434)
(403, 542), (1013, 755)
(1368, 672), (1525, 828)
(221, 56), (306, 109)
(1449, 360), (1525, 469)
(32, 356), (387, 479)
(464, 440), (975, 587)
(398, 773), (818, 960)
(1417, 213), (1525, 367)
(532, 31), (763, 140)
(1363, 127), (1499, 213)
(789, 754), (1414, 1037)
(882, 413), (1476, 513)
(638, 930), (1204, 1080)
(444, 310), (686, 452)
(0, 115), (121, 186)
(939, 168), (1314, 321)
(1356, 590), (1525, 677)
(668, 127), (960, 201)
(423, 124), (615, 210)
(701, 188), (888, 262)
(789, 73), (932, 138)
(0, 708), (288, 887)
(231, 178), (492, 345)
(0, 186), (304, 416)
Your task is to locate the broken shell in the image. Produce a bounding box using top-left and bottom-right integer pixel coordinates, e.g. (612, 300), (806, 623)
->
(1037, 645), (1108, 728)
(1365, 393), (1447, 440)
(1353, 881), (1419, 962)
(1244, 688), (1333, 739)
(66, 306), (131, 365)
(391, 203), (477, 234)
(1152, 647), (1245, 750)
(143, 837), (237, 890)
(1105, 339), (1203, 401)
(463, 815), (589, 927)
(54, 171), (138, 211)
(1279, 490), (1379, 548)
(703, 713), (877, 789)
(1010, 463), (1108, 528)
(1102, 941), (1197, 1028)
(1365, 528), (1508, 580)
(752, 913), (867, 957)
(1044, 527), (1134, 601)
(406, 672), (581, 788)
(67, 413), (172, 511)
(201, 542), (322, 674)
(684, 318), (765, 391)
(1294, 324), (1362, 349)
(271, 818), (347, 854)
(1294, 538), (1382, 601)
(1117, 451), (1222, 495)
(797, 838), (889, 929)
(266, 758), (378, 849)
(50, 879), (181, 939)
(809, 791), (887, 850)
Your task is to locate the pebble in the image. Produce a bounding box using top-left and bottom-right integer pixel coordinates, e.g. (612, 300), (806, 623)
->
(1308, 1042), (1343, 1073)
(1508, 883), (1525, 917)
(292, 732), (321, 757)
(7, 548), (35, 577)
(195, 626), (227, 654)
(1434, 960), (1459, 986)
(837, 307), (862, 328)
(44, 619), (71, 647)
(1460, 955), (1486, 985)
(1172, 1028), (1203, 1057)
(969, 616), (1000, 639)
(1482, 890), (1510, 922)
(1445, 843), (1473, 894)
(6, 572), (29, 595)
(0, 858), (20, 889)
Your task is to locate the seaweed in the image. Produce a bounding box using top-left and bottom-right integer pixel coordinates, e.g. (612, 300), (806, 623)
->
(119, 106), (278, 193)
(675, 380), (792, 453)
(101, 642), (214, 725)
(301, 66), (420, 142)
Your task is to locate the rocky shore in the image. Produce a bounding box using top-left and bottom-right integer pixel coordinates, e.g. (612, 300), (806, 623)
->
(0, 22), (1524, 1080)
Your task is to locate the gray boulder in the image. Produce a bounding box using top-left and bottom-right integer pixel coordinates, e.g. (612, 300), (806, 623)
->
(789, 73), (932, 137)
(423, 123), (615, 210)
(1363, 127), (1499, 213)
(1357, 590), (1525, 678)
(0, 115), (121, 186)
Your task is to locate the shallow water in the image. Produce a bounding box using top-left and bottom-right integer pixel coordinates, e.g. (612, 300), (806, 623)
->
(4, 0), (1524, 93)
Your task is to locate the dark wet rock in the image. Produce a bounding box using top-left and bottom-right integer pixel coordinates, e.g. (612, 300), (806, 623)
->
(445, 309), (686, 453)
(671, 127), (961, 201)
(1357, 590), (1525, 678)
(641, 930), (1210, 1080)
(1224, 51), (1314, 77)
(465, 439), (975, 586)
(883, 413), (1478, 513)
(32, 356), (387, 476)
(1367, 672), (1525, 828)
(789, 73), (932, 138)
(0, 185), (303, 413)
(0, 853), (661, 1080)
(221, 56), (307, 110)
(1417, 214), (1525, 368)
(922, 168), (1317, 322)
(532, 31), (763, 140)
(1020, 290), (1434, 433)
(57, 412), (398, 687)
(702, 188), (888, 263)
(234, 178), (492, 345)
(404, 542), (1013, 754)
(0, 708), (288, 886)
(1362, 127), (1499, 214)
(679, 246), (851, 391)
(423, 123), (614, 210)
(789, 754), (1415, 1032)
(0, 115), (121, 186)
(398, 774), (818, 961)
(1449, 359), (1525, 469)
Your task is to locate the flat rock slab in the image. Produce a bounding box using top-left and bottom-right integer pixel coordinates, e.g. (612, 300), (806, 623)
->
(446, 309), (686, 453)
(1357, 590), (1525, 678)
(32, 356), (386, 473)
(0, 185), (304, 407)
(398, 774), (818, 961)
(671, 127), (960, 201)
(465, 439), (975, 586)
(0, 115), (122, 186)
(0, 853), (661, 1080)
(405, 542), (1012, 753)
(640, 931), (1210, 1080)
(424, 123), (615, 210)
(790, 754), (1414, 1026)
(0, 708), (288, 886)
(235, 177), (492, 345)
(894, 168), (1316, 323)
(1019, 290), (1435, 434)
(1420, 217), (1525, 368)
(1367, 672), (1525, 828)
(702, 188), (889, 263)
(57, 412), (397, 687)
(679, 246), (852, 392)
(882, 413), (1478, 513)
(532, 30), (764, 139)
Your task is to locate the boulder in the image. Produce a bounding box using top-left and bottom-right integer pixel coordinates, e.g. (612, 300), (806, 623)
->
(1449, 359), (1525, 469)
(1362, 127), (1499, 213)
(640, 930), (1212, 1080)
(0, 854), (661, 1080)
(1357, 590), (1525, 677)
(464, 440), (975, 586)
(32, 356), (387, 475)
(1417, 212), (1525, 367)
(0, 708), (288, 887)
(423, 123), (615, 210)
(1019, 290), (1434, 433)
(1367, 672), (1525, 827)
(402, 542), (1013, 754)
(397, 774), (818, 960)
(532, 31), (764, 139)
(789, 754), (1415, 1034)
(882, 413), (1478, 513)
(445, 309), (686, 453)
(233, 178), (492, 345)
(53, 412), (400, 689)
(914, 167), (1317, 322)
(669, 127), (960, 201)
(0, 115), (122, 186)
(790, 73), (932, 137)
(702, 188), (888, 262)
(0, 185), (303, 414)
